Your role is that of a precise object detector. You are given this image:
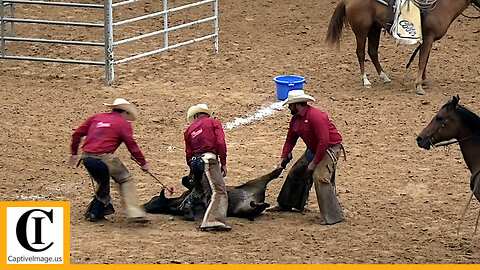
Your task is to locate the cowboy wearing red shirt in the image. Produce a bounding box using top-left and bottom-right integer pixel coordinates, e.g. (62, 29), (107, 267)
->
(269, 90), (345, 225)
(69, 98), (149, 223)
(184, 104), (231, 231)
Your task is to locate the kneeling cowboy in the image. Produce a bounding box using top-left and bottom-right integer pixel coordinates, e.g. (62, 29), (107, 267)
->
(184, 104), (231, 232)
(269, 90), (345, 225)
(69, 98), (149, 223)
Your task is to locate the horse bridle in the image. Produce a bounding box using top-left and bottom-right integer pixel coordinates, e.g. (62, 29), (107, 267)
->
(426, 117), (480, 148)
(431, 133), (480, 148)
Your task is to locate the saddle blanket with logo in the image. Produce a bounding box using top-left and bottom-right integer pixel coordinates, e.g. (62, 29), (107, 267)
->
(391, 0), (422, 44)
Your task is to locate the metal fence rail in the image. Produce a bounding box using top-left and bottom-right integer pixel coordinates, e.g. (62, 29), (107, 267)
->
(4, 36), (104, 46)
(0, 0), (106, 68)
(115, 33), (216, 64)
(2, 1), (15, 36)
(4, 0), (103, 8)
(0, 0), (219, 85)
(1, 55), (104, 65)
(114, 16), (216, 46)
(3, 18), (104, 27)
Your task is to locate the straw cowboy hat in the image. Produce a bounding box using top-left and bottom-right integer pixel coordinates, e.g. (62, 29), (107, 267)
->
(283, 90), (316, 105)
(187, 104), (212, 124)
(104, 98), (138, 121)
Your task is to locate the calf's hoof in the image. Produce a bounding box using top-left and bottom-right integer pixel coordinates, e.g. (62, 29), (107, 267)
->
(266, 204), (289, 212)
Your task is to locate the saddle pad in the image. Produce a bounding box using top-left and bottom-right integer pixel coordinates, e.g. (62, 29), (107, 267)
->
(392, 0), (422, 44)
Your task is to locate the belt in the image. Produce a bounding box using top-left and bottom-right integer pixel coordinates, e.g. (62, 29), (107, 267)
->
(82, 152), (114, 159)
(192, 152), (217, 158)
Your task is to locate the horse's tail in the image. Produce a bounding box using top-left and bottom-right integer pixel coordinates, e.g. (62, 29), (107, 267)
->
(406, 44), (421, 68)
(326, 0), (347, 46)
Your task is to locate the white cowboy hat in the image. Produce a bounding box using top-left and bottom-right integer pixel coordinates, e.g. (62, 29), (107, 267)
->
(104, 98), (138, 121)
(187, 104), (212, 124)
(282, 90), (316, 105)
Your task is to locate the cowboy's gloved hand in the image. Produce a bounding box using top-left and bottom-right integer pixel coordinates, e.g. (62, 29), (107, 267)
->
(140, 163), (149, 172)
(279, 153), (293, 169)
(221, 165), (227, 177)
(275, 158), (284, 169)
(307, 161), (317, 175)
(68, 155), (79, 167)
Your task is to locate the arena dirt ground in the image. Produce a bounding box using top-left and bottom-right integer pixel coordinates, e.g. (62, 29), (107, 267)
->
(1, 0), (480, 264)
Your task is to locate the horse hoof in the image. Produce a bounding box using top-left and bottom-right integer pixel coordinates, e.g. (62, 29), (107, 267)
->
(416, 86), (425, 95)
(364, 84), (372, 88)
(379, 72), (391, 84)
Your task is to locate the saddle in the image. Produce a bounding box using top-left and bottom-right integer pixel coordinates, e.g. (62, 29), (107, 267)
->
(380, 0), (424, 44)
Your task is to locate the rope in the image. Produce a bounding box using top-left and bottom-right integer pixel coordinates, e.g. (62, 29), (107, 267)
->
(326, 147), (340, 194)
(145, 170), (175, 195)
(474, 209), (480, 235)
(410, 0), (438, 12)
(130, 156), (174, 195)
(457, 190), (475, 234)
(457, 170), (480, 234)
(432, 134), (480, 148)
(461, 4), (480, 19)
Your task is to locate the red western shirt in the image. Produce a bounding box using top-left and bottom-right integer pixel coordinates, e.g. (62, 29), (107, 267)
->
(281, 105), (342, 165)
(70, 111), (147, 166)
(184, 115), (227, 166)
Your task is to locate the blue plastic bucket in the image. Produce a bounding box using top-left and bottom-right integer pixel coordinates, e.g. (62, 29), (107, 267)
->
(273, 75), (306, 101)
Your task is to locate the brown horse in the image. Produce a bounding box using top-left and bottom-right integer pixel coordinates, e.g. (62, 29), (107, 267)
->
(326, 0), (480, 94)
(417, 96), (480, 231)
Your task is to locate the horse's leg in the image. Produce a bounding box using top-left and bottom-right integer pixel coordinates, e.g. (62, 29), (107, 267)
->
(415, 37), (434, 95)
(422, 51), (431, 87)
(367, 25), (391, 84)
(355, 33), (371, 88)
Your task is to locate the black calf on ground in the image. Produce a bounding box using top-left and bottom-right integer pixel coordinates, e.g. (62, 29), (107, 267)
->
(144, 168), (285, 221)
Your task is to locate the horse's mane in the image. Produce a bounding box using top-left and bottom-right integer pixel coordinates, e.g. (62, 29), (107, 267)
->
(443, 101), (480, 134)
